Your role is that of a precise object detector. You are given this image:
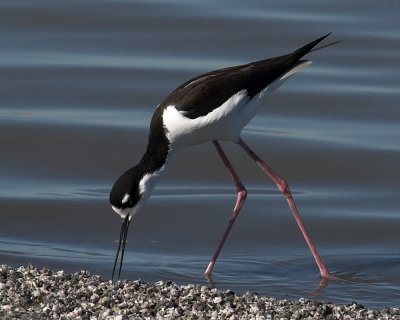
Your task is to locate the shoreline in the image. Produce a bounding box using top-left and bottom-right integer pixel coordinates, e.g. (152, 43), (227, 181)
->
(0, 264), (399, 319)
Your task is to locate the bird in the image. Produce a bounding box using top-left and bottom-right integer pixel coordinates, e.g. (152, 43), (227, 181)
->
(110, 33), (339, 280)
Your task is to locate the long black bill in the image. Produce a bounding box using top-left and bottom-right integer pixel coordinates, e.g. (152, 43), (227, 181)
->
(112, 216), (131, 280)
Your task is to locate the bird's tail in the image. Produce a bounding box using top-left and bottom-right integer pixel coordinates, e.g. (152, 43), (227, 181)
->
(292, 33), (341, 59)
(310, 39), (343, 52)
(279, 33), (340, 80)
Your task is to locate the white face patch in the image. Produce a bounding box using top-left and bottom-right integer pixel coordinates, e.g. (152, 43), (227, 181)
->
(121, 193), (130, 204)
(111, 205), (131, 219)
(112, 199), (144, 220)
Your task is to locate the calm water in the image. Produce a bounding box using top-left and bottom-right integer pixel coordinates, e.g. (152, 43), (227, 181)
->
(1, 0), (399, 308)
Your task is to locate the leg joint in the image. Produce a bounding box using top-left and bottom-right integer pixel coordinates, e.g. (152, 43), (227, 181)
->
(238, 187), (247, 200)
(277, 178), (291, 198)
(231, 187), (247, 220)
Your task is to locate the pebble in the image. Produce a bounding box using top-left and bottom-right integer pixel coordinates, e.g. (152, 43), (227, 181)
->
(0, 264), (399, 319)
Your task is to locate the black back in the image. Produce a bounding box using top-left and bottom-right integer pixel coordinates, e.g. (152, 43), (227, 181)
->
(158, 33), (330, 119)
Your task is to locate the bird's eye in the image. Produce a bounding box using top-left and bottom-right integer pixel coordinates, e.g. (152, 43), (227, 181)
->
(121, 193), (131, 205)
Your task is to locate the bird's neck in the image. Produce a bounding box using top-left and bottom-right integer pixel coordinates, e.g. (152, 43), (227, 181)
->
(136, 165), (165, 204)
(136, 105), (175, 201)
(136, 131), (172, 202)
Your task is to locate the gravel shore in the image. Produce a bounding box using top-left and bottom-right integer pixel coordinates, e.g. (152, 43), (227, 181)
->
(0, 264), (398, 319)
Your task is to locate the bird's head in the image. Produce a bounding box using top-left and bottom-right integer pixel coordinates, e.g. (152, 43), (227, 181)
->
(109, 166), (144, 220)
(109, 165), (147, 280)
(109, 164), (162, 279)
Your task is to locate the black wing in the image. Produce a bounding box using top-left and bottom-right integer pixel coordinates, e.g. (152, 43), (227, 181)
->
(159, 33), (331, 119)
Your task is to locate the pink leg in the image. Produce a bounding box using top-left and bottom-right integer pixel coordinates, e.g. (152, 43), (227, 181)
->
(204, 140), (247, 276)
(238, 138), (331, 278)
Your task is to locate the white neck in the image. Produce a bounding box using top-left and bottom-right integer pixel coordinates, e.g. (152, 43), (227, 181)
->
(138, 151), (175, 205)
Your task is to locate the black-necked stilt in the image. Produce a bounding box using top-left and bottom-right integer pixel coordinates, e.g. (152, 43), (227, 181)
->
(110, 33), (338, 280)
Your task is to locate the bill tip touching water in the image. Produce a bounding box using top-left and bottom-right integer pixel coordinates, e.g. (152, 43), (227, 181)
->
(110, 33), (341, 280)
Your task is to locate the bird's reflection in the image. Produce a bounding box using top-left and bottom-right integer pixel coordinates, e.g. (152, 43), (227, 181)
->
(204, 272), (347, 300)
(310, 273), (346, 299)
(204, 272), (216, 289)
